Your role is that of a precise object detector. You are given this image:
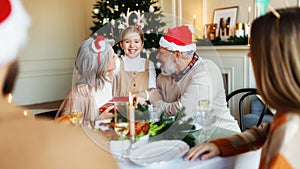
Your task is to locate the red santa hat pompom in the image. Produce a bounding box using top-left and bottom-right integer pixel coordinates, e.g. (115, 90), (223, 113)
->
(159, 25), (196, 52)
(0, 0), (30, 66)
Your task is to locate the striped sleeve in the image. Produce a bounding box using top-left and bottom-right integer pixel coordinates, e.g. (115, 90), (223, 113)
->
(210, 123), (270, 157)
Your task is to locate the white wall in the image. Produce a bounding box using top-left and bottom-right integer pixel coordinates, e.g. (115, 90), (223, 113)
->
(206, 0), (298, 26)
(161, 0), (298, 38)
(14, 0), (95, 105)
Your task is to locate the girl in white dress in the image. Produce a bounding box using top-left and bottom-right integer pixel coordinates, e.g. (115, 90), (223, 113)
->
(114, 26), (156, 97)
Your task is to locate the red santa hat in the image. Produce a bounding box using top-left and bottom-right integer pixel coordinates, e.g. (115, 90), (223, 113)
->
(159, 25), (196, 52)
(0, 0), (30, 66)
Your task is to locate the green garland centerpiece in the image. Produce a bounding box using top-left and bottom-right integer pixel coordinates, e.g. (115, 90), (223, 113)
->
(136, 104), (196, 147)
(196, 35), (249, 46)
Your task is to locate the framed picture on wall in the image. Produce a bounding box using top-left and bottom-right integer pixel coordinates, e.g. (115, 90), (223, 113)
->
(213, 6), (238, 37)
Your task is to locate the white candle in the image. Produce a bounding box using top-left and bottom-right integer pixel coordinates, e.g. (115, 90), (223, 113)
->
(89, 94), (95, 121)
(128, 92), (135, 139)
(23, 110), (28, 117)
(146, 50), (149, 59)
(248, 6), (251, 25)
(193, 14), (196, 27)
(7, 93), (12, 103)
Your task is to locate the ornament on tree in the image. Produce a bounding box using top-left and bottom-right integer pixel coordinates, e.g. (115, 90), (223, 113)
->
(93, 8), (99, 14)
(149, 5), (154, 13)
(103, 18), (108, 24)
(110, 19), (115, 26)
(107, 6), (115, 14)
(114, 5), (119, 11)
(146, 30), (150, 34)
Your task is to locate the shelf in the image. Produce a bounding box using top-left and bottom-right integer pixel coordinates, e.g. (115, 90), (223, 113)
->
(197, 45), (250, 50)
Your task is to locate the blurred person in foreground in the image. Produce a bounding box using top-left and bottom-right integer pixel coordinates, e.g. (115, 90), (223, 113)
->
(185, 7), (300, 169)
(0, 0), (118, 168)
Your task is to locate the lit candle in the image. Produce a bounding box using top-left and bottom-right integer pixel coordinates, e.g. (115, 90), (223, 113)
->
(7, 93), (12, 103)
(23, 110), (28, 117)
(248, 6), (251, 25)
(128, 92), (135, 141)
(146, 50), (149, 59)
(193, 14), (196, 27)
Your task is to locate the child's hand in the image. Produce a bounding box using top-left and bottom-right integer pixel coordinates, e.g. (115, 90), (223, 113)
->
(184, 143), (220, 161)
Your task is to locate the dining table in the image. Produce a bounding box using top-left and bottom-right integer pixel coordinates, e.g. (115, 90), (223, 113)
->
(116, 127), (262, 169)
(118, 149), (261, 169)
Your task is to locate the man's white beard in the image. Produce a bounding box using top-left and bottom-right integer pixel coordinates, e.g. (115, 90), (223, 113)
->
(161, 57), (176, 76)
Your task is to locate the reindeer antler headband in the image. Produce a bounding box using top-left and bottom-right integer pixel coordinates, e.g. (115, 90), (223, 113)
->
(118, 10), (145, 30)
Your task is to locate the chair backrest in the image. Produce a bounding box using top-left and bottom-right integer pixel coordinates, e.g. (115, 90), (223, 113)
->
(226, 88), (269, 131)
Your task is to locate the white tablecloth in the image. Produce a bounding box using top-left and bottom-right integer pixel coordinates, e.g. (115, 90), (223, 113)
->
(118, 149), (261, 169)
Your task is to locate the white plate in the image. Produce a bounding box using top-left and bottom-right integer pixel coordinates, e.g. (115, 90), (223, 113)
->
(95, 119), (111, 130)
(109, 135), (149, 160)
(129, 140), (189, 166)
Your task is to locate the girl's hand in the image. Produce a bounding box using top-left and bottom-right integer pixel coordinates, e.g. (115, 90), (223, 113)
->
(184, 143), (220, 161)
(96, 105), (115, 120)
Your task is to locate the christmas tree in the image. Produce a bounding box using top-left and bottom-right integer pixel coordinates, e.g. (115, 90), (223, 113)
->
(90, 0), (166, 68)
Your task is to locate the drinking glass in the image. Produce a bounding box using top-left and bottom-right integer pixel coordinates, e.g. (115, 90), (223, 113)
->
(70, 111), (83, 126)
(113, 101), (130, 159)
(197, 100), (212, 142)
(70, 96), (83, 126)
(194, 85), (213, 143)
(148, 105), (162, 122)
(114, 101), (128, 123)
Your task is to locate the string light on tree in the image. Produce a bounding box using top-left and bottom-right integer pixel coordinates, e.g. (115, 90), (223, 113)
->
(149, 5), (154, 12)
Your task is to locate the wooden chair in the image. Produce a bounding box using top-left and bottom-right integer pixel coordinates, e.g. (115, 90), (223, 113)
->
(226, 88), (273, 131)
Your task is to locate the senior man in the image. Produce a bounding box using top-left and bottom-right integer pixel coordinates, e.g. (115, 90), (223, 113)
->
(140, 25), (240, 132)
